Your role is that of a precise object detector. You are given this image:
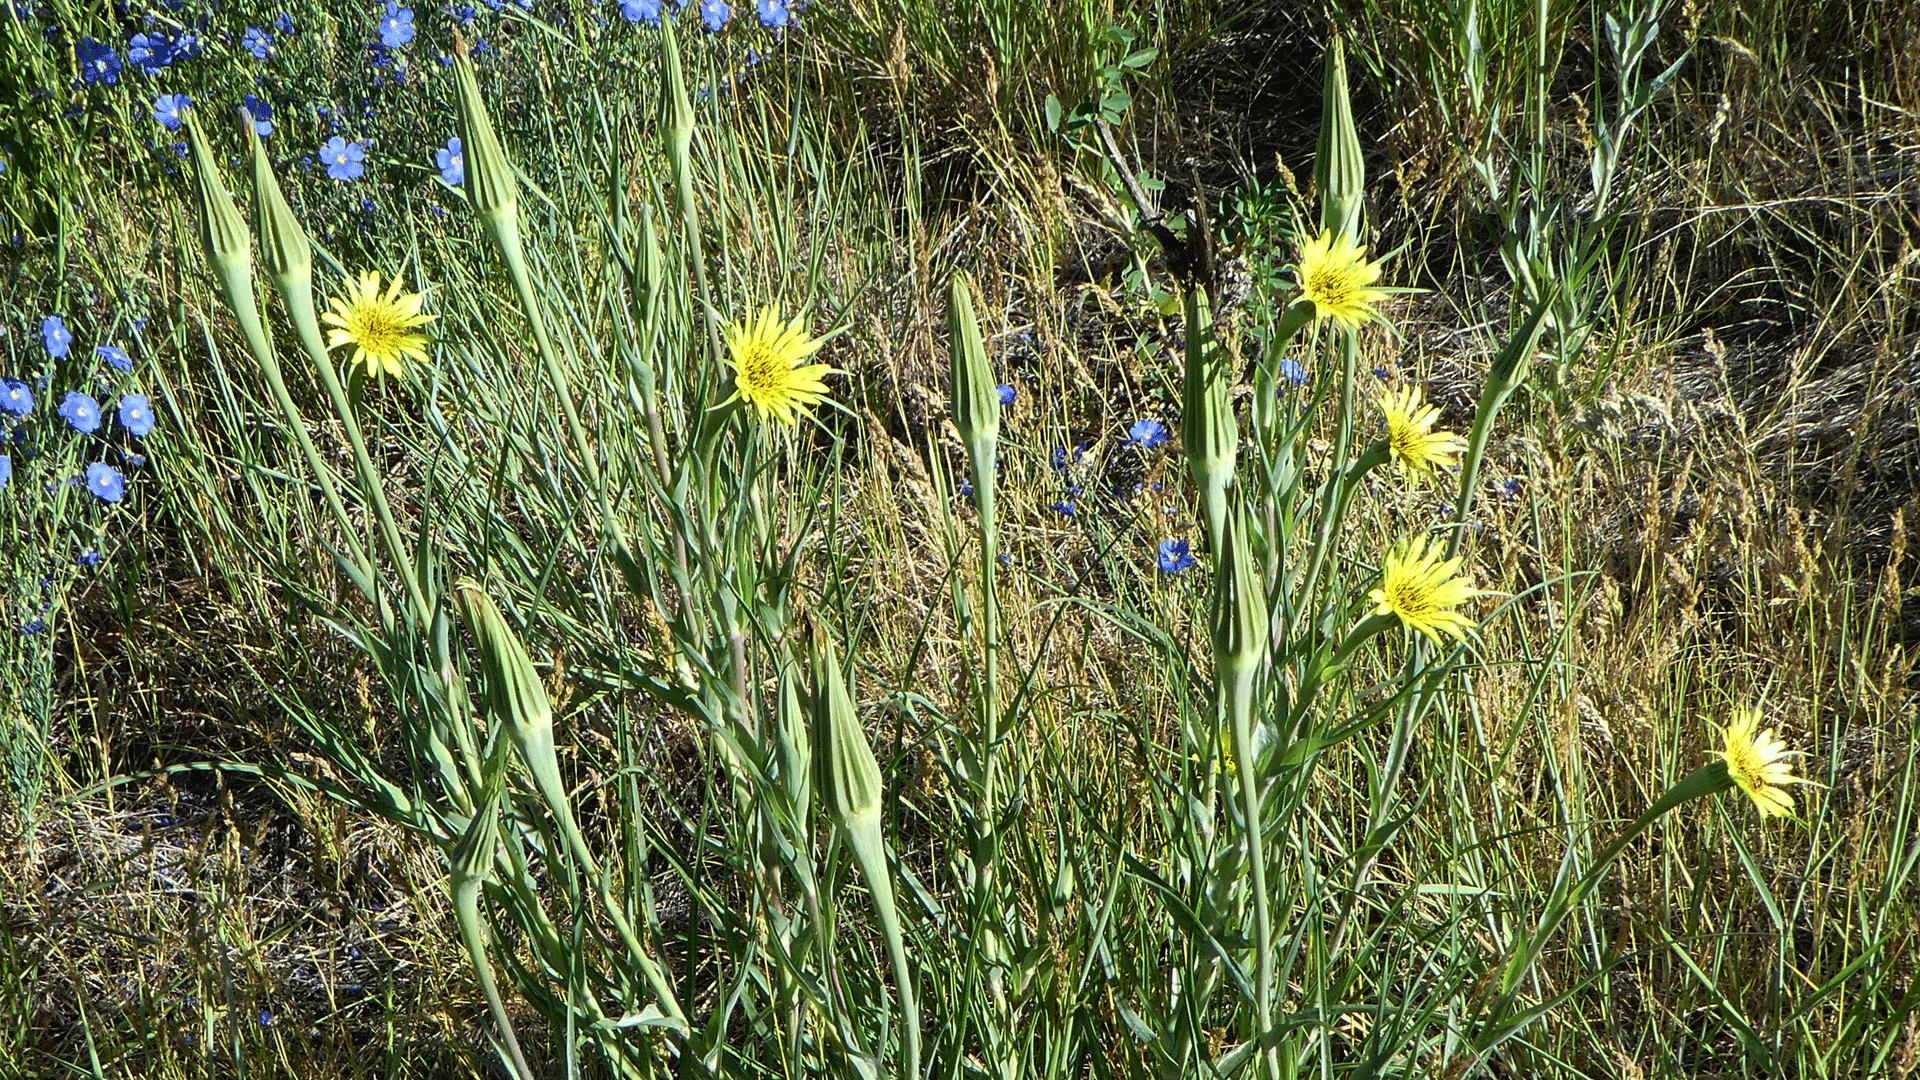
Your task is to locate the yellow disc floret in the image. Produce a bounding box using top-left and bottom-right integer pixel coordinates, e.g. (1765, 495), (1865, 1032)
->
(1378, 385), (1468, 481)
(322, 271), (434, 379)
(1295, 229), (1388, 329)
(723, 307), (835, 426)
(1369, 535), (1480, 646)
(1716, 705), (1812, 819)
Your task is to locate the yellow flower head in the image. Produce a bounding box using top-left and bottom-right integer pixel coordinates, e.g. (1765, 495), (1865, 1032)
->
(322, 271), (434, 379)
(1368, 535), (1479, 645)
(1295, 229), (1387, 329)
(1378, 385), (1468, 481)
(1716, 705), (1811, 819)
(723, 307), (834, 426)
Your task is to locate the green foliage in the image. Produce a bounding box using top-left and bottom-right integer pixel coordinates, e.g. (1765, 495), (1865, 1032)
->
(4, 1), (1918, 1078)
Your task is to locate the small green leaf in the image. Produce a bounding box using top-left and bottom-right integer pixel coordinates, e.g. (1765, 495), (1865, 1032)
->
(1044, 93), (1063, 132)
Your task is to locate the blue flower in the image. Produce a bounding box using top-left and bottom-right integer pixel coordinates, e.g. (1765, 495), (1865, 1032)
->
(1372, 366), (1388, 380)
(380, 3), (416, 47)
(128, 32), (173, 74)
(1157, 538), (1196, 574)
(1049, 499), (1075, 516)
(997, 383), (1015, 405)
(77, 38), (122, 85)
(700, 0), (728, 30)
(0, 454), (9, 491)
(1127, 418), (1169, 448)
(152, 92), (191, 130)
(77, 548), (103, 567)
(243, 93), (273, 136)
(118, 394), (154, 437)
(42, 315), (72, 358)
(243, 26), (271, 59)
(1, 379), (31, 416)
(276, 13), (296, 33)
(434, 136), (463, 185)
(97, 344), (131, 371)
(86, 461), (125, 502)
(125, 453), (147, 468)
(1279, 357), (1308, 386)
(1501, 477), (1522, 498)
(756, 0), (787, 26)
(173, 32), (202, 59)
(59, 391), (102, 434)
(322, 136), (367, 180)
(619, 0), (663, 22)
(450, 4), (477, 24)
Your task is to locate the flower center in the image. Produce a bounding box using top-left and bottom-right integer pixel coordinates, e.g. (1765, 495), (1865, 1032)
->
(349, 308), (407, 353)
(736, 342), (786, 395)
(1725, 744), (1767, 791)
(1307, 266), (1356, 309)
(1387, 580), (1433, 617)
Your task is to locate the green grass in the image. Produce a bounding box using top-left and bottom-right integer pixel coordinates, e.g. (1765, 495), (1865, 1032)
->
(2, 0), (1918, 1077)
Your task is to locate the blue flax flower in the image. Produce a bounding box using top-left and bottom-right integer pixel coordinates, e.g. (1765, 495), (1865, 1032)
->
(435, 136), (463, 185)
(1049, 499), (1076, 517)
(380, 3), (416, 47)
(1280, 357), (1308, 386)
(86, 461), (126, 502)
(997, 383), (1015, 405)
(700, 0), (728, 30)
(0, 454), (10, 491)
(78, 548), (103, 567)
(128, 32), (173, 74)
(59, 391), (102, 434)
(118, 394), (155, 437)
(757, 0), (788, 26)
(243, 26), (271, 59)
(2, 379), (32, 416)
(322, 136), (366, 180)
(77, 38), (121, 85)
(243, 93), (273, 136)
(1157, 538), (1196, 574)
(276, 12), (296, 33)
(42, 315), (72, 358)
(97, 345), (131, 371)
(620, 0), (663, 22)
(1128, 418), (1169, 448)
(153, 92), (191, 130)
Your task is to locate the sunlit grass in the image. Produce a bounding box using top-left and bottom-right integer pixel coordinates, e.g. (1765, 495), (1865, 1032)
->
(2, 0), (1917, 1077)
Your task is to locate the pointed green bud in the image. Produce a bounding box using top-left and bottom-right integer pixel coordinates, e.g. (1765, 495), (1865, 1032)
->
(776, 660), (813, 820)
(1181, 286), (1237, 551)
(247, 115), (311, 288)
(450, 46), (519, 224)
(1315, 37), (1366, 242)
(451, 581), (571, 822)
(184, 112), (252, 283)
(811, 628), (884, 830)
(1210, 502), (1268, 687)
(949, 273), (1000, 460)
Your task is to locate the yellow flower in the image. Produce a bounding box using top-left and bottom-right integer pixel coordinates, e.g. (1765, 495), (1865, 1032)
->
(1716, 705), (1812, 819)
(1378, 385), (1468, 481)
(321, 271), (434, 379)
(1368, 535), (1479, 645)
(723, 307), (834, 426)
(1295, 229), (1387, 329)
